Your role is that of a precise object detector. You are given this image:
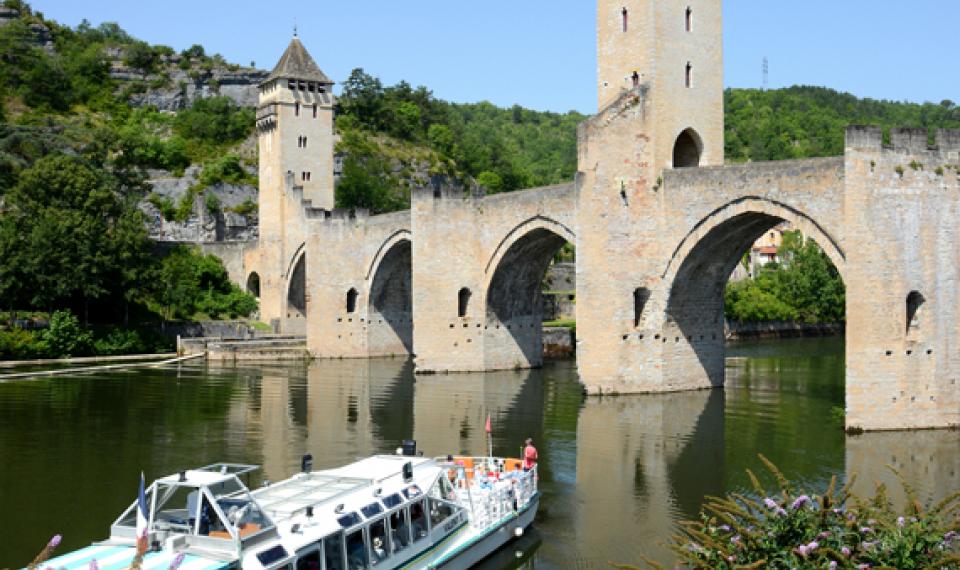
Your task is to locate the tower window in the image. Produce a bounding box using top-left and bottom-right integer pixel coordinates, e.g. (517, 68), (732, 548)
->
(685, 62), (693, 88)
(295, 102), (300, 116)
(622, 7), (628, 32)
(685, 7), (693, 32)
(313, 104), (318, 118)
(631, 71), (640, 88)
(633, 287), (651, 327)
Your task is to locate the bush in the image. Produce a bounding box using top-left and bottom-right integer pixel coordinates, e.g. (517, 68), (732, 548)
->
(0, 326), (45, 359)
(92, 328), (145, 355)
(173, 96), (254, 146)
(626, 456), (960, 569)
(41, 310), (93, 357)
(198, 154), (249, 187)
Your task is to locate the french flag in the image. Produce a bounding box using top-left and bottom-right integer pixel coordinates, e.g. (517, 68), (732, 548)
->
(136, 472), (149, 545)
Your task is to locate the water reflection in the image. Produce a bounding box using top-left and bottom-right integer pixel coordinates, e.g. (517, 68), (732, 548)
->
(2, 338), (959, 568)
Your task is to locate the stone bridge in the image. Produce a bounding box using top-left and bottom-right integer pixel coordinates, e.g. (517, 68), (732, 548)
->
(240, 1), (960, 432)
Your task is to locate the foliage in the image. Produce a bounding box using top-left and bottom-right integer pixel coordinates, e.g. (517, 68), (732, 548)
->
(725, 232), (845, 324)
(197, 154), (252, 187)
(41, 310), (92, 357)
(173, 96), (254, 147)
(154, 246), (257, 320)
(626, 456), (960, 570)
(725, 87), (960, 162)
(228, 197), (257, 217)
(334, 130), (407, 213)
(0, 326), (44, 359)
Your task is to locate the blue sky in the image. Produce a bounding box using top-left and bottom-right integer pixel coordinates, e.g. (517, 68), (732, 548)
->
(31, 0), (959, 113)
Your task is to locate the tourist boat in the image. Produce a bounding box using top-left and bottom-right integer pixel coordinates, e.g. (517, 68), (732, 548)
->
(41, 443), (539, 570)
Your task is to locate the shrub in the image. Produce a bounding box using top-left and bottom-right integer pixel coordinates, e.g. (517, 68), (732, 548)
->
(623, 455), (960, 570)
(93, 328), (145, 355)
(41, 310), (93, 357)
(0, 326), (45, 359)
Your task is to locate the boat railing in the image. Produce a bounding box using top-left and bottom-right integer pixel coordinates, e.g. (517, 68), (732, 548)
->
(435, 457), (538, 529)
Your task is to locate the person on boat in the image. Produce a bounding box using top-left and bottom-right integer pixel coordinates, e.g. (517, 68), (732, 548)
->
(523, 438), (538, 471)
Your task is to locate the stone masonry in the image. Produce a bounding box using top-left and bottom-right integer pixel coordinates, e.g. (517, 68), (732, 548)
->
(230, 1), (960, 432)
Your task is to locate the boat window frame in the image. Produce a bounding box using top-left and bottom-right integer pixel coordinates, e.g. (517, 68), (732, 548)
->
(387, 504), (412, 555)
(324, 531), (347, 570)
(408, 498), (429, 544)
(366, 514), (390, 566)
(295, 540), (324, 570)
(345, 526), (369, 569)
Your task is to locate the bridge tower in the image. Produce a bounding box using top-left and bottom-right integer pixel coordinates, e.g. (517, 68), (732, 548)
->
(246, 35), (335, 332)
(597, 0), (724, 172)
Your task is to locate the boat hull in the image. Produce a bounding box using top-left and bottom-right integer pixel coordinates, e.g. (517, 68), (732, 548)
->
(428, 492), (539, 569)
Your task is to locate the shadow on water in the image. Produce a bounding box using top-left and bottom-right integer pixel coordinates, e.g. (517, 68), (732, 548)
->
(1, 337), (958, 568)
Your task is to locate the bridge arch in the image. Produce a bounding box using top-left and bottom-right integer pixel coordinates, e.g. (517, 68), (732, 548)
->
(672, 127), (703, 168)
(483, 217), (576, 370)
(656, 197), (846, 388)
(286, 248), (307, 329)
(367, 235), (413, 356)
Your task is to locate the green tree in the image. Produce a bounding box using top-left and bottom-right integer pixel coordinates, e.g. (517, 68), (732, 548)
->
(123, 41), (157, 73)
(173, 96), (254, 145)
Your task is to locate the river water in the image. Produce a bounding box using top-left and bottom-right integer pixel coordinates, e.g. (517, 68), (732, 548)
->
(1, 337), (958, 567)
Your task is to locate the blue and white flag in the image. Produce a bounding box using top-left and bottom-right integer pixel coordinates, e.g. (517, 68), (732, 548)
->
(136, 472), (149, 540)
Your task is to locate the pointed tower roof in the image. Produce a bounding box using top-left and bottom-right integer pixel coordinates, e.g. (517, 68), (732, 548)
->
(264, 37), (332, 85)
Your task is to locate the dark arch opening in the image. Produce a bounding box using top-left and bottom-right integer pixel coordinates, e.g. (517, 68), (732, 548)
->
(247, 272), (261, 299)
(685, 6), (693, 31)
(458, 288), (472, 318)
(664, 212), (845, 388)
(486, 228), (572, 370)
(906, 291), (925, 338)
(346, 288), (359, 314)
(673, 128), (702, 168)
(287, 254), (306, 319)
(368, 240), (413, 355)
(634, 287), (651, 327)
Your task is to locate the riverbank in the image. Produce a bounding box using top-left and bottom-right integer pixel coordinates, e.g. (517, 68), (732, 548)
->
(725, 320), (843, 340)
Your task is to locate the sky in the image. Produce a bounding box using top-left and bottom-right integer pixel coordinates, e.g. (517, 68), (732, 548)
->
(29, 0), (960, 114)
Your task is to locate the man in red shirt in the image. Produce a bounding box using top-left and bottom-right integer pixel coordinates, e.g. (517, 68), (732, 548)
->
(522, 438), (538, 471)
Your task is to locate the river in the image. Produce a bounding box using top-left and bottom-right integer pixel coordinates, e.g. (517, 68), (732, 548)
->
(1, 337), (958, 567)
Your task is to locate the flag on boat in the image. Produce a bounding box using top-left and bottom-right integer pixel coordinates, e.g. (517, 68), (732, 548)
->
(136, 472), (148, 545)
(485, 413), (491, 434)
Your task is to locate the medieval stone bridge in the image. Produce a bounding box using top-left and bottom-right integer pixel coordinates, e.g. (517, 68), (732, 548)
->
(237, 0), (960, 432)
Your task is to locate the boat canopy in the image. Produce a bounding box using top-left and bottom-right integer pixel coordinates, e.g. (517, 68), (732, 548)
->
(111, 463), (277, 556)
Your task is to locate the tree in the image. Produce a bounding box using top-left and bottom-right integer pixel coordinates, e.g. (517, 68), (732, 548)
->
(123, 41), (157, 73)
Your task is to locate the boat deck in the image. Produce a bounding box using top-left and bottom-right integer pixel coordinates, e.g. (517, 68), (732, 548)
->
(251, 473), (370, 522)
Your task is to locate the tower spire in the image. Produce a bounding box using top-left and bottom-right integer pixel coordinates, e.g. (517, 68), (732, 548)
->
(293, 18), (298, 37)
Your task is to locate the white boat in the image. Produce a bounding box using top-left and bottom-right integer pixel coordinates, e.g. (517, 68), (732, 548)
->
(41, 444), (539, 570)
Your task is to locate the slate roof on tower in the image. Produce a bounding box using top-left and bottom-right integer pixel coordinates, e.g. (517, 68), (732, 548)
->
(264, 37), (332, 85)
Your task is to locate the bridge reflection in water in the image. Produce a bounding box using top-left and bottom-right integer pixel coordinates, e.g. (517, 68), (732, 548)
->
(2, 343), (959, 566)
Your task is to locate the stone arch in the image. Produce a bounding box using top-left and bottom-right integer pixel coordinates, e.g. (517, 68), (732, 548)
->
(657, 197), (845, 388)
(367, 238), (412, 356)
(673, 128), (703, 168)
(286, 251), (307, 328)
(246, 272), (261, 299)
(484, 220), (576, 370)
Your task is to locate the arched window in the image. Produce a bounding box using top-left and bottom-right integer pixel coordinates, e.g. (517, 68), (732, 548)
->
(313, 103), (318, 118)
(673, 128), (703, 168)
(633, 287), (650, 327)
(906, 291), (925, 336)
(346, 288), (359, 314)
(631, 71), (640, 87)
(294, 101), (300, 116)
(685, 62), (693, 88)
(685, 7), (693, 32)
(458, 288), (472, 318)
(246, 272), (261, 299)
(622, 7), (628, 32)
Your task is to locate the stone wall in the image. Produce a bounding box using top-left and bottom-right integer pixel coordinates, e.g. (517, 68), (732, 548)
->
(844, 127), (960, 431)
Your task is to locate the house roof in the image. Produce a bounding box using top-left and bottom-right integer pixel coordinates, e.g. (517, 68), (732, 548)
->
(264, 37), (332, 85)
(757, 246), (779, 255)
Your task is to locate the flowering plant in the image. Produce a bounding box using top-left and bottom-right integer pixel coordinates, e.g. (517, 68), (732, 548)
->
(618, 455), (960, 569)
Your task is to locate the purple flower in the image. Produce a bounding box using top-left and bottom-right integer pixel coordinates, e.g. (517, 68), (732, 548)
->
(48, 535), (62, 548)
(807, 541), (819, 551)
(897, 516), (905, 527)
(731, 535), (741, 544)
(764, 498), (778, 509)
(89, 559), (99, 570)
(795, 544), (811, 558)
(168, 553), (186, 570)
(776, 507), (788, 517)
(829, 562), (838, 570)
(857, 565), (871, 570)
(791, 495), (811, 510)
(860, 527), (873, 534)
(719, 524), (731, 532)
(842, 546), (851, 557)
(819, 531), (831, 539)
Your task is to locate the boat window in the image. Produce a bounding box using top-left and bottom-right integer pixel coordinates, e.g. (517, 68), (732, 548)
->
(337, 512), (362, 528)
(389, 508), (411, 554)
(402, 485), (422, 499)
(428, 497), (456, 529)
(361, 502), (383, 519)
(324, 534), (345, 570)
(257, 545), (289, 566)
(409, 500), (428, 541)
(368, 518), (389, 565)
(382, 493), (402, 509)
(296, 545), (321, 570)
(345, 530), (368, 570)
